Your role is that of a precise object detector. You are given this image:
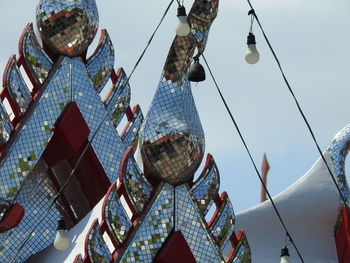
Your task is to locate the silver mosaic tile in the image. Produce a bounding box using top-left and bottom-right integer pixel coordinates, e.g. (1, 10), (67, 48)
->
(36, 0), (99, 57)
(0, 56), (72, 200)
(103, 183), (132, 245)
(121, 105), (144, 150)
(86, 220), (112, 263)
(210, 193), (235, 250)
(86, 30), (114, 93)
(117, 183), (174, 263)
(175, 184), (225, 263)
(192, 154), (220, 216)
(104, 69), (130, 129)
(19, 23), (53, 85)
(328, 124), (350, 204)
(71, 58), (126, 183)
(0, 162), (60, 262)
(228, 232), (251, 263)
(4, 55), (31, 114)
(0, 102), (12, 147)
(120, 147), (153, 213)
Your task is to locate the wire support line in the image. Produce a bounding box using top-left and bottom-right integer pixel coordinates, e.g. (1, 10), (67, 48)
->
(202, 54), (305, 263)
(246, 0), (348, 208)
(8, 0), (176, 261)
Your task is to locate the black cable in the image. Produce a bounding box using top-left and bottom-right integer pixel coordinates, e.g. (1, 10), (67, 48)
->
(246, 1), (348, 208)
(202, 54), (305, 263)
(8, 0), (176, 261)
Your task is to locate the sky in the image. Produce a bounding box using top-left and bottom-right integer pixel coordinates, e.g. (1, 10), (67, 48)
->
(0, 0), (349, 212)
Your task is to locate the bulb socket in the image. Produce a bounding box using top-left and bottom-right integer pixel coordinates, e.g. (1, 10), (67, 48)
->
(57, 219), (67, 231)
(247, 32), (256, 45)
(177, 6), (187, 17)
(280, 246), (290, 257)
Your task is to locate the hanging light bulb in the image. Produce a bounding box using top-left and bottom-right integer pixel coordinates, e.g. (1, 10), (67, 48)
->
(176, 5), (191, 36)
(245, 32), (260, 64)
(188, 56), (206, 82)
(54, 219), (70, 251)
(280, 246), (292, 263)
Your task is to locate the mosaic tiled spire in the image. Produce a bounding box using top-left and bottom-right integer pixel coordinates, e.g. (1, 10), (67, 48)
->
(0, 1), (252, 262)
(0, 0), (145, 261)
(139, 0), (220, 186)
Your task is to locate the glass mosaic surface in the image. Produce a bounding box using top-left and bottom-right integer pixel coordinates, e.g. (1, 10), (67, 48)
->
(20, 23), (53, 85)
(121, 105), (144, 150)
(0, 161), (60, 262)
(229, 233), (252, 263)
(73, 254), (83, 263)
(105, 69), (131, 129)
(192, 154), (220, 216)
(0, 57), (73, 200)
(188, 0), (219, 55)
(36, 0), (99, 57)
(328, 124), (350, 204)
(0, 102), (12, 147)
(86, 220), (112, 263)
(210, 194), (235, 250)
(86, 30), (114, 92)
(4, 56), (31, 114)
(70, 57), (126, 183)
(140, 0), (220, 186)
(175, 184), (225, 263)
(103, 183), (132, 245)
(121, 148), (153, 213)
(0, 1), (251, 262)
(117, 183), (174, 263)
(139, 73), (205, 186)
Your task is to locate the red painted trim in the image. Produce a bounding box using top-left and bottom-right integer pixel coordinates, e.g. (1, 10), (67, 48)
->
(125, 106), (134, 121)
(84, 219), (99, 263)
(226, 230), (244, 262)
(120, 105), (140, 139)
(101, 182), (120, 249)
(335, 207), (350, 263)
(1, 55), (22, 125)
(86, 29), (107, 65)
(2, 55), (16, 90)
(0, 203), (25, 233)
(18, 23), (40, 91)
(73, 254), (82, 263)
(102, 67), (125, 104)
(193, 153), (214, 185)
(208, 192), (227, 227)
(118, 147), (140, 217)
(18, 23), (31, 58)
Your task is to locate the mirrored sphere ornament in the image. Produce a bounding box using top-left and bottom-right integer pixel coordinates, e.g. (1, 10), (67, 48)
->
(36, 0), (99, 57)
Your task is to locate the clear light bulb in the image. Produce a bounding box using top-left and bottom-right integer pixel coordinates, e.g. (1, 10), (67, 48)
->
(176, 6), (191, 36)
(54, 219), (69, 251)
(54, 229), (70, 251)
(280, 246), (292, 263)
(280, 255), (292, 263)
(245, 32), (260, 64)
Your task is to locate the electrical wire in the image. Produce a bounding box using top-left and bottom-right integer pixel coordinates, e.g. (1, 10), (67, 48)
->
(202, 54), (305, 263)
(8, 0), (176, 261)
(246, 1), (348, 208)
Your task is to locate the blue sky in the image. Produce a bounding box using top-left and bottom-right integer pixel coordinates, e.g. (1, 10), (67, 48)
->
(0, 0), (349, 212)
